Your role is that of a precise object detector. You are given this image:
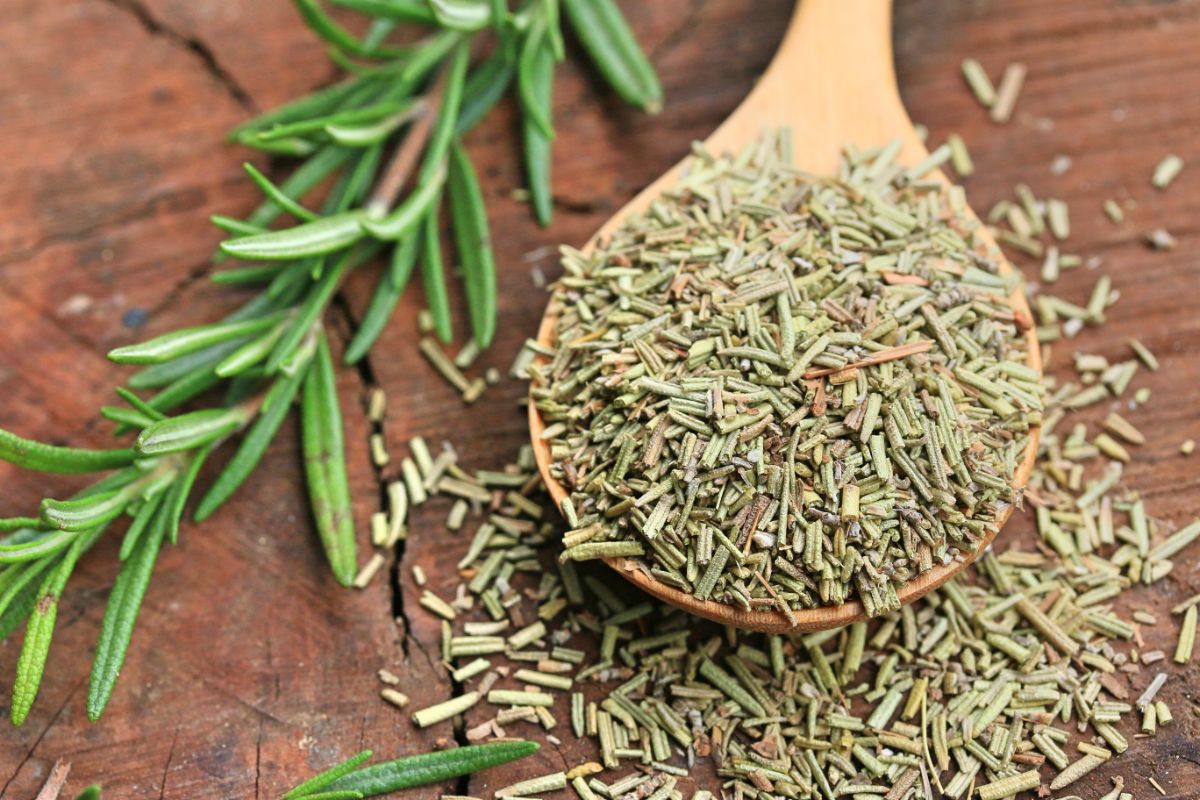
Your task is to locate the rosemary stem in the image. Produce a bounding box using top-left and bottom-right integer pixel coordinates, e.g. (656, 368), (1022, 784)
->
(367, 71), (447, 216)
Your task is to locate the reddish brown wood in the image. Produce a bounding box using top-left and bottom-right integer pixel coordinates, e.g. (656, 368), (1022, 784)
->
(1, 0), (1199, 797)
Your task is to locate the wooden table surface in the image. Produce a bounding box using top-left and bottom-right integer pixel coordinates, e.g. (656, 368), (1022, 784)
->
(2, 1), (1199, 796)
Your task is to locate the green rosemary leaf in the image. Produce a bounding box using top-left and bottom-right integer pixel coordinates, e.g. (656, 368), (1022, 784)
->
(291, 792), (363, 800)
(128, 337), (250, 390)
(255, 99), (412, 144)
(165, 445), (212, 544)
(108, 315), (282, 365)
(0, 555), (57, 623)
(333, 145), (385, 213)
(429, 0), (492, 32)
(344, 227), (423, 364)
(323, 741), (539, 796)
(455, 39), (516, 136)
(330, 0), (435, 23)
(520, 27), (555, 226)
(195, 366), (310, 521)
(0, 568), (45, 641)
(220, 210), (368, 261)
(138, 365), (227, 425)
(417, 40), (471, 185)
(245, 146), (356, 230)
(266, 249), (357, 374)
(210, 264), (286, 287)
(398, 29), (463, 85)
(39, 490), (130, 533)
(118, 490), (166, 561)
(517, 18), (556, 141)
(0, 518), (42, 533)
(86, 502), (168, 721)
(0, 428), (136, 474)
(215, 320), (291, 378)
(73, 786), (102, 800)
(326, 110), (415, 148)
(359, 164), (447, 240)
(292, 0), (409, 59)
(283, 749), (374, 799)
(135, 407), (248, 457)
(244, 163), (320, 222)
(301, 333), (357, 586)
(100, 406), (154, 429)
(447, 141), (497, 347)
(11, 530), (97, 726)
(113, 387), (166, 423)
(229, 76), (376, 142)
(419, 206), (453, 344)
(211, 215), (271, 237)
(561, 0), (662, 112)
(0, 532), (74, 565)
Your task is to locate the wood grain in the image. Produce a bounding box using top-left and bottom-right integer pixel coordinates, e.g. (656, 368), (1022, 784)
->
(1, 0), (1198, 797)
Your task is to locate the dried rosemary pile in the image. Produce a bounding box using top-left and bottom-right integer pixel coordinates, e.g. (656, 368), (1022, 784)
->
(530, 135), (1042, 617)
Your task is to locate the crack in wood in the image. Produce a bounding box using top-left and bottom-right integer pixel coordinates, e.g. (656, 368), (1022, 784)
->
(99, 0), (258, 113)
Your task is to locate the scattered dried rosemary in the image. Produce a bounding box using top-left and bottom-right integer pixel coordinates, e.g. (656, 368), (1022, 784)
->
(385, 389), (1196, 800)
(530, 135), (1041, 617)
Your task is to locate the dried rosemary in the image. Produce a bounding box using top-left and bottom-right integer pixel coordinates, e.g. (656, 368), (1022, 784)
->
(531, 134), (1041, 617)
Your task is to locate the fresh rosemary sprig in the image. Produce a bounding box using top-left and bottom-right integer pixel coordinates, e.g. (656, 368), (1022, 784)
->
(0, 0), (659, 726)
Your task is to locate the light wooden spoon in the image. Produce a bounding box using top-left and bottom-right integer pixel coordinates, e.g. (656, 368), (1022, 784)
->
(528, 0), (1040, 632)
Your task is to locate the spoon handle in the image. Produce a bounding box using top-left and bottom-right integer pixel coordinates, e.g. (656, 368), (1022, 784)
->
(707, 0), (923, 176)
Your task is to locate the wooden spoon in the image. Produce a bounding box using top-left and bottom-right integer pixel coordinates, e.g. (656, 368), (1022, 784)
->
(528, 0), (1041, 632)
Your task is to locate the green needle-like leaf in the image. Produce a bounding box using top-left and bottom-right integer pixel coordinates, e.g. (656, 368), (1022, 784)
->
(215, 320), (291, 378)
(73, 786), (103, 800)
(430, 0), (491, 32)
(359, 165), (447, 240)
(136, 408), (247, 457)
(12, 531), (96, 726)
(293, 0), (410, 59)
(118, 491), (166, 561)
(108, 315), (282, 365)
(344, 228), (423, 364)
(455, 41), (516, 137)
(324, 741), (539, 796)
(0, 558), (55, 624)
(244, 163), (320, 222)
(419, 207), (453, 344)
(39, 490), (129, 533)
(0, 517), (42, 533)
(301, 333), (357, 586)
(283, 749), (373, 799)
(329, 0), (434, 24)
(195, 365), (310, 521)
(245, 146), (356, 231)
(517, 19), (556, 141)
(266, 250), (356, 374)
(447, 141), (497, 347)
(417, 40), (470, 185)
(86, 504), (168, 721)
(0, 532), (75, 565)
(561, 0), (663, 112)
(0, 428), (135, 474)
(211, 215), (271, 237)
(0, 574), (44, 641)
(519, 25), (555, 227)
(220, 211), (367, 261)
(164, 445), (212, 544)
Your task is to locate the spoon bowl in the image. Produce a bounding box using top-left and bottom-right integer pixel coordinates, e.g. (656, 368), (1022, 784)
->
(529, 0), (1040, 632)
